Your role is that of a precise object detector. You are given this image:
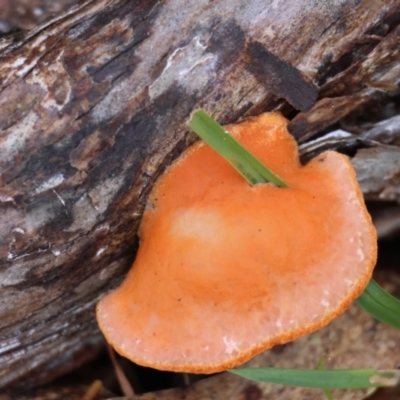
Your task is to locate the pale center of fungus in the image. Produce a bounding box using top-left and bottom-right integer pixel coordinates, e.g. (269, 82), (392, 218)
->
(170, 208), (225, 243)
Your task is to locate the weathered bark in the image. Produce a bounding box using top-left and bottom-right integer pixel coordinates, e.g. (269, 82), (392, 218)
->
(0, 0), (81, 31)
(0, 0), (400, 389)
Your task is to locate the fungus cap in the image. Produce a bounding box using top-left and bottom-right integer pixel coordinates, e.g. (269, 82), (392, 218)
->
(96, 112), (377, 373)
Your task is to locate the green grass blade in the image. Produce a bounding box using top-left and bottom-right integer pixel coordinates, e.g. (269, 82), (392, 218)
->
(323, 387), (334, 400)
(316, 356), (334, 400)
(187, 110), (288, 187)
(230, 368), (400, 389)
(356, 280), (400, 329)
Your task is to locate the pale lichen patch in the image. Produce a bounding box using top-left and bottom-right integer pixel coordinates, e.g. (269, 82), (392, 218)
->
(34, 174), (65, 194)
(0, 338), (21, 355)
(149, 36), (217, 99)
(96, 247), (106, 257)
(0, 112), (39, 169)
(28, 49), (72, 111)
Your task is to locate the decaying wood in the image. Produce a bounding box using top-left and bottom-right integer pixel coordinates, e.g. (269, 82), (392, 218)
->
(1, 0), (400, 389)
(299, 132), (400, 203)
(371, 203), (400, 238)
(1, 381), (114, 400)
(0, 0), (81, 31)
(360, 115), (400, 146)
(353, 146), (400, 203)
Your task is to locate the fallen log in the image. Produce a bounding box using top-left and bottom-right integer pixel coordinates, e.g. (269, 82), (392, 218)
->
(0, 0), (399, 388)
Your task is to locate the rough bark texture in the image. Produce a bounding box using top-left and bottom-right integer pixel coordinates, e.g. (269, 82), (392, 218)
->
(0, 0), (81, 31)
(0, 0), (400, 390)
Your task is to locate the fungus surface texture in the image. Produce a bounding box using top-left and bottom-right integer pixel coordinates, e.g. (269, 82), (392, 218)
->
(97, 112), (377, 373)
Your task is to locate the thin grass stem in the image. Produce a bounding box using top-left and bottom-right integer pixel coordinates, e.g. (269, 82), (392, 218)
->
(230, 368), (400, 389)
(188, 110), (288, 187)
(356, 280), (400, 329)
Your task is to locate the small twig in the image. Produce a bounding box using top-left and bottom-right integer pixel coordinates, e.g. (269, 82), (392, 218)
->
(182, 373), (191, 386)
(107, 343), (135, 397)
(82, 379), (103, 400)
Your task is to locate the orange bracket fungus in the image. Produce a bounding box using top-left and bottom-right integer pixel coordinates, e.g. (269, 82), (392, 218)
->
(96, 111), (377, 373)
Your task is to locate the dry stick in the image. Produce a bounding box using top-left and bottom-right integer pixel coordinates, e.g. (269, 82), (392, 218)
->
(82, 380), (104, 400)
(107, 343), (136, 397)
